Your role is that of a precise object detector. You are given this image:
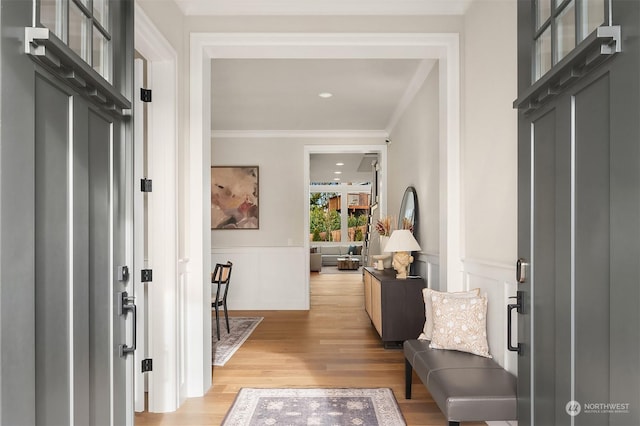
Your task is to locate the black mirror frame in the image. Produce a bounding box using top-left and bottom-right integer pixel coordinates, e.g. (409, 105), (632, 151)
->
(398, 186), (418, 242)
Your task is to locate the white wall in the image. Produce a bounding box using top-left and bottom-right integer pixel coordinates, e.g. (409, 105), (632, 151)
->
(462, 0), (518, 266)
(460, 0), (518, 373)
(388, 64), (440, 254)
(387, 64), (441, 287)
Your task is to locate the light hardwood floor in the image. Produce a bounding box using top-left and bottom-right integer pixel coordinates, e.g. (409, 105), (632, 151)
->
(134, 272), (485, 426)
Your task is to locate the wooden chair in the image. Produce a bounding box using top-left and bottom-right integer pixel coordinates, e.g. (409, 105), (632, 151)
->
(211, 261), (233, 340)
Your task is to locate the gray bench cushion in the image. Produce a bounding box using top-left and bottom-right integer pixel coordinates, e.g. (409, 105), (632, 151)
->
(428, 368), (517, 421)
(404, 339), (517, 423)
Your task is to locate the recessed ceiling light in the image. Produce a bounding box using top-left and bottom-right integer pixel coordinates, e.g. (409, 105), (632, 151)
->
(336, 162), (344, 166)
(334, 177), (341, 181)
(334, 171), (342, 174)
(318, 92), (333, 98)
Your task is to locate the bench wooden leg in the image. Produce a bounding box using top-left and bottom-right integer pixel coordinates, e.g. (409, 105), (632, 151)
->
(405, 358), (413, 399)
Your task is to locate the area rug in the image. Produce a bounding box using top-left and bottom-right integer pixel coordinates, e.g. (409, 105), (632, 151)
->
(213, 317), (263, 366)
(221, 388), (406, 426)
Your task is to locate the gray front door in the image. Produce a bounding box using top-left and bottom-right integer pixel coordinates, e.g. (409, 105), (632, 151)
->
(34, 73), (129, 426)
(0, 1), (134, 424)
(515, 1), (640, 425)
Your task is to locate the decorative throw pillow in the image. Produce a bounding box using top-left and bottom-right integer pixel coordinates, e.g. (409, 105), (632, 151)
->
(348, 245), (356, 255)
(429, 294), (492, 358)
(418, 288), (480, 341)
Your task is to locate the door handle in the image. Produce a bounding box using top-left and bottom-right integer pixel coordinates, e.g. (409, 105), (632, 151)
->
(516, 258), (528, 283)
(119, 291), (137, 357)
(507, 291), (523, 354)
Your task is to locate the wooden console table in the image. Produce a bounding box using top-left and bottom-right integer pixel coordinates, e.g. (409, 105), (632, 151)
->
(363, 267), (426, 347)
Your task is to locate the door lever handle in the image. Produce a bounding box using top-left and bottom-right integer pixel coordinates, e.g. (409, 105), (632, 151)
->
(119, 291), (137, 357)
(507, 291), (523, 354)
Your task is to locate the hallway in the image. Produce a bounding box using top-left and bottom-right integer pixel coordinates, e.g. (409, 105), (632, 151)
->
(134, 272), (484, 425)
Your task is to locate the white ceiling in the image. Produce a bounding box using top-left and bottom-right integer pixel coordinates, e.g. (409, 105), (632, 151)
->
(211, 58), (425, 132)
(189, 0), (465, 183)
(309, 153), (379, 185)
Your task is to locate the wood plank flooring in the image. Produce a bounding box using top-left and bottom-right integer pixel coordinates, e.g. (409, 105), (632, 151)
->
(134, 272), (486, 426)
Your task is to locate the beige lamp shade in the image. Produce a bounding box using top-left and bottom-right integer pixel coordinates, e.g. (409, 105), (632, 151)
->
(384, 230), (421, 279)
(383, 229), (421, 253)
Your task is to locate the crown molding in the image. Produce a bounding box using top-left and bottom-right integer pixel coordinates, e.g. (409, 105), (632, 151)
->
(175, 0), (473, 16)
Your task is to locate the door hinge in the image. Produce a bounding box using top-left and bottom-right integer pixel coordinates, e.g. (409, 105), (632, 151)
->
(140, 88), (152, 103)
(141, 269), (153, 283)
(142, 358), (153, 373)
(140, 178), (153, 192)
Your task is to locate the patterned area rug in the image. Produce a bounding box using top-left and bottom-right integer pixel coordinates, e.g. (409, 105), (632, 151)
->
(222, 388), (406, 426)
(213, 317), (263, 366)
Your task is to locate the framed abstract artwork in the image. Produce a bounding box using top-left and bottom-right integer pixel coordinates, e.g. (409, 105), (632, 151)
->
(211, 166), (259, 229)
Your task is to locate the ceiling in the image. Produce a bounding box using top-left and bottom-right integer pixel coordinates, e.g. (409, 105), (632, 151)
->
(210, 58), (424, 132)
(188, 0), (469, 183)
(309, 153), (379, 185)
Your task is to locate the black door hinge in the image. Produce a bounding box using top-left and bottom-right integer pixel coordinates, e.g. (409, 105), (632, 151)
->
(142, 358), (153, 373)
(141, 269), (153, 283)
(140, 88), (152, 103)
(141, 178), (153, 192)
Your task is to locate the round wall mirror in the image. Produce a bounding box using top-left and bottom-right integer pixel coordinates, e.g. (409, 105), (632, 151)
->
(398, 186), (418, 239)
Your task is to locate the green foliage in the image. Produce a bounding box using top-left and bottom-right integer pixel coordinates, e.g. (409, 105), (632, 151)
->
(354, 228), (363, 241)
(309, 205), (340, 241)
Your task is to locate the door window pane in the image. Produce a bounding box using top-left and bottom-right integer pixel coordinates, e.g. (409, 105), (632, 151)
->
(93, 0), (109, 29)
(535, 27), (552, 80)
(93, 27), (110, 82)
(556, 1), (576, 63)
(537, 0), (552, 29)
(69, 4), (89, 61)
(581, 0), (605, 41)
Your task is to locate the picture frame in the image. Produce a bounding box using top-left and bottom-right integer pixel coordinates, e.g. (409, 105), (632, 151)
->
(211, 166), (259, 229)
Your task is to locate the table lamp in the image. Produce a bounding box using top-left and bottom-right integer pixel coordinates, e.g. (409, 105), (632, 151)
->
(383, 229), (421, 279)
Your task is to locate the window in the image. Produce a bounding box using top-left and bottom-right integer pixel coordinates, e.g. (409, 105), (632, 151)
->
(533, 0), (607, 81)
(310, 190), (370, 243)
(39, 0), (112, 82)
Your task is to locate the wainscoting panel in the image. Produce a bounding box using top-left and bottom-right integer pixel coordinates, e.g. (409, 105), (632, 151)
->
(463, 259), (518, 375)
(416, 252), (440, 290)
(212, 247), (309, 310)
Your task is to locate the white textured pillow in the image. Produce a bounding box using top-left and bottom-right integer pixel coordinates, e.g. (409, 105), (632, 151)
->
(429, 294), (492, 358)
(418, 288), (480, 341)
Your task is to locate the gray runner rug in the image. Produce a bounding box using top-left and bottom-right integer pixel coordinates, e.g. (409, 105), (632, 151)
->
(222, 388), (406, 425)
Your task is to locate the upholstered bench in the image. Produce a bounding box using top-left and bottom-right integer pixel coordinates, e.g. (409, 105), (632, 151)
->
(404, 339), (517, 426)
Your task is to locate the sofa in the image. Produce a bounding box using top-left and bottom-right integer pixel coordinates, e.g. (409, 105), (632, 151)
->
(310, 245), (363, 270)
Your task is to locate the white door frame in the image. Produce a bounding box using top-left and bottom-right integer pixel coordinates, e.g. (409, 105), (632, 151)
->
(188, 32), (462, 396)
(134, 4), (181, 413)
